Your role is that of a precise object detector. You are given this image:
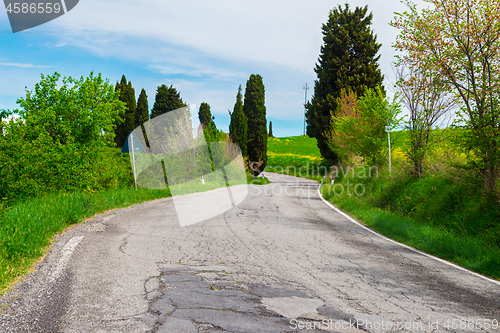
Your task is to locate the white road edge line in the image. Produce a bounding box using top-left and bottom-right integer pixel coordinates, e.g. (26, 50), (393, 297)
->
(317, 187), (500, 287)
(49, 235), (84, 282)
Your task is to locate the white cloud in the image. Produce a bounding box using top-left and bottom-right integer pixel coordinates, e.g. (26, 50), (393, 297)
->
(52, 0), (429, 74)
(147, 63), (246, 80)
(0, 62), (52, 68)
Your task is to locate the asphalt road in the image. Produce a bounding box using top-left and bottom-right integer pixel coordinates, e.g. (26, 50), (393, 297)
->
(1, 173), (499, 333)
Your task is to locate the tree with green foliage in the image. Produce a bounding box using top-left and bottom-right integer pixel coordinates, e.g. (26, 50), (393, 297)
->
(394, 65), (455, 178)
(150, 84), (186, 119)
(198, 102), (212, 128)
(0, 72), (129, 202)
(306, 4), (384, 163)
(0, 109), (12, 135)
(269, 121), (273, 138)
(229, 85), (247, 156)
(114, 75), (136, 147)
(243, 74), (267, 173)
(391, 0), (500, 193)
(135, 88), (149, 128)
(331, 87), (400, 165)
(17, 72), (125, 146)
(198, 102), (218, 142)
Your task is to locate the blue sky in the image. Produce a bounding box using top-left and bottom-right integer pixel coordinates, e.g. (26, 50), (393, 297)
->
(0, 0), (428, 137)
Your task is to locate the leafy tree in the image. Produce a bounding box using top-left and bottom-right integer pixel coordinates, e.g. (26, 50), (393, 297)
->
(0, 109), (12, 135)
(135, 88), (149, 128)
(150, 84), (186, 119)
(16, 72), (125, 146)
(331, 87), (401, 165)
(0, 72), (129, 202)
(198, 102), (212, 128)
(306, 4), (384, 162)
(198, 102), (218, 142)
(243, 74), (267, 173)
(269, 121), (273, 138)
(394, 65), (455, 178)
(114, 75), (136, 147)
(229, 85), (247, 156)
(147, 85), (188, 156)
(391, 0), (500, 193)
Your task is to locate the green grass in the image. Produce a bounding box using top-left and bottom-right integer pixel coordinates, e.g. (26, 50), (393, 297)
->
(266, 136), (331, 178)
(321, 172), (500, 279)
(248, 175), (271, 185)
(0, 187), (171, 295)
(268, 136), (323, 158)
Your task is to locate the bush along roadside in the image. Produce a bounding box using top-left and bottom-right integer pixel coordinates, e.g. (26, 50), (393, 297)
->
(320, 163), (500, 280)
(0, 187), (171, 295)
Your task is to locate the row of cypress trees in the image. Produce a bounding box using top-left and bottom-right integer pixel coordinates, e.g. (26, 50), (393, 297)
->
(229, 74), (268, 173)
(114, 74), (267, 175)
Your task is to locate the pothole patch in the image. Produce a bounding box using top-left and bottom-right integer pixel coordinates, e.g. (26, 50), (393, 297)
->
(261, 296), (324, 319)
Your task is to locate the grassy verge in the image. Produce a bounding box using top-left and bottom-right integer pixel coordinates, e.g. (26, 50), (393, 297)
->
(0, 187), (171, 295)
(320, 162), (500, 280)
(267, 135), (500, 280)
(248, 175), (271, 185)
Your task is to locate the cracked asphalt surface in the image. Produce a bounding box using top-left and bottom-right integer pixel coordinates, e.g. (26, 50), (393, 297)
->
(0, 173), (499, 332)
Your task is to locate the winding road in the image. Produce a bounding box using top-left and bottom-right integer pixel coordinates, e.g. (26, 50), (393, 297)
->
(1, 173), (499, 332)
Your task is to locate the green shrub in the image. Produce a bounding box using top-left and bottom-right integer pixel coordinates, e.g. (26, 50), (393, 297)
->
(0, 72), (129, 207)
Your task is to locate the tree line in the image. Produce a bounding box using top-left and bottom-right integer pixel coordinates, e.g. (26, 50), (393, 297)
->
(113, 73), (269, 174)
(306, 1), (500, 194)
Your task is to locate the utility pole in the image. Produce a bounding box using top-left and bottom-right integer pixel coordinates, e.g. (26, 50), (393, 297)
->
(303, 83), (309, 136)
(130, 133), (137, 190)
(386, 125), (391, 176)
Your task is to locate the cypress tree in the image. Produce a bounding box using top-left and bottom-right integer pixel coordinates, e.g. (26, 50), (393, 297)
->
(198, 102), (217, 142)
(229, 85), (247, 156)
(243, 74), (267, 172)
(269, 121), (273, 138)
(198, 102), (212, 128)
(135, 88), (149, 128)
(114, 75), (136, 148)
(150, 84), (186, 119)
(306, 4), (383, 162)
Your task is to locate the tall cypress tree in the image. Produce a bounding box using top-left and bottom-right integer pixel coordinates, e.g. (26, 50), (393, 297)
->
(268, 121), (273, 138)
(150, 84), (186, 119)
(114, 75), (136, 147)
(198, 102), (217, 142)
(135, 88), (149, 128)
(243, 74), (267, 172)
(306, 4), (383, 162)
(198, 102), (211, 127)
(229, 85), (247, 156)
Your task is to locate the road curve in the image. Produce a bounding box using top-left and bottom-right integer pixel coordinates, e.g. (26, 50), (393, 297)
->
(1, 172), (499, 333)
